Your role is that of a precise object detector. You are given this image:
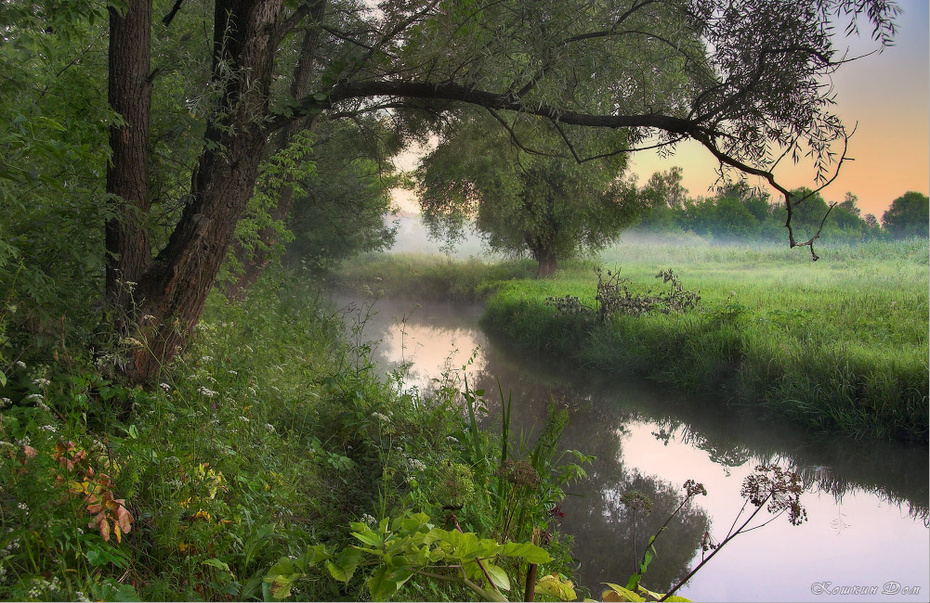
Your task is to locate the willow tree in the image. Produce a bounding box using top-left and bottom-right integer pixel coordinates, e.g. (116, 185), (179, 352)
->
(100, 0), (899, 383)
(418, 112), (636, 276)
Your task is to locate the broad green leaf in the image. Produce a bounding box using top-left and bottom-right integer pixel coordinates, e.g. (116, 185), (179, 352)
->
(367, 565), (416, 601)
(326, 547), (362, 584)
(500, 541), (552, 564)
(352, 527), (384, 548)
(483, 563), (511, 592)
(664, 596), (692, 602)
(602, 582), (645, 602)
(536, 574), (577, 601)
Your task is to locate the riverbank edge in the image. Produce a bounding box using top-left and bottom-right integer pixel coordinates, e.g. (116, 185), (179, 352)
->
(331, 250), (929, 444)
(480, 284), (928, 444)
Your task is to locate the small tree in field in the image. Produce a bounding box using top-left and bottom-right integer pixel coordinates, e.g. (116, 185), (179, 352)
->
(882, 192), (929, 239)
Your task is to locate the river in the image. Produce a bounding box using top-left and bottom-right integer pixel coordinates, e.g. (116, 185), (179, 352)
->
(335, 295), (929, 602)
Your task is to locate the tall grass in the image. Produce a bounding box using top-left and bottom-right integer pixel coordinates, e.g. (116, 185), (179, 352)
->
(482, 239), (929, 442)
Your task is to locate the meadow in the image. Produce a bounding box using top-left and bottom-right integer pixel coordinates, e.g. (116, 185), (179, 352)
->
(336, 237), (930, 442)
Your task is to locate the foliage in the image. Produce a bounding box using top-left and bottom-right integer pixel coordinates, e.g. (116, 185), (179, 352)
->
(1, 271), (592, 600)
(417, 111), (640, 276)
(881, 192), (929, 239)
(545, 268), (700, 324)
(284, 118), (402, 270)
(264, 511), (552, 602)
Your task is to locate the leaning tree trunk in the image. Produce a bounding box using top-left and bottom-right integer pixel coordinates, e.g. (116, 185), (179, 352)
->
(110, 0), (285, 384)
(106, 0), (153, 311)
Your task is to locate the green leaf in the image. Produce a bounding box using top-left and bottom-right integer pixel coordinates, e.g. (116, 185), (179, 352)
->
(536, 574), (577, 601)
(352, 527), (384, 548)
(367, 565), (415, 601)
(602, 583), (646, 602)
(483, 563), (511, 592)
(326, 547), (363, 584)
(202, 558), (231, 573)
(499, 541), (552, 564)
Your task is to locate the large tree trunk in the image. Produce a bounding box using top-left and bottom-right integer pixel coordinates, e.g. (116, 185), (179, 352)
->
(110, 0), (285, 384)
(536, 250), (558, 278)
(106, 0), (153, 310)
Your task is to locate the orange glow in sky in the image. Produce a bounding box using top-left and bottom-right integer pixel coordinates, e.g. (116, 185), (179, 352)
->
(630, 0), (930, 217)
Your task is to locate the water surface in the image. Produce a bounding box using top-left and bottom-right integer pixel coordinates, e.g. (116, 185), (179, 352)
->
(336, 296), (929, 602)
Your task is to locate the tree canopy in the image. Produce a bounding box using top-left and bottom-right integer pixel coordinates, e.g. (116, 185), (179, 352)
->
(882, 192), (930, 239)
(0, 0), (904, 382)
(417, 112), (636, 276)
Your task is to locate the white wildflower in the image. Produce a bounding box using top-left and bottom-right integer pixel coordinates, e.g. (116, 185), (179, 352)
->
(201, 355), (213, 362)
(371, 412), (391, 423)
(446, 436), (459, 444)
(17, 502), (28, 515)
(14, 360), (26, 369)
(264, 423), (276, 433)
(197, 386), (217, 398)
(32, 378), (50, 387)
(159, 382), (171, 393)
(39, 425), (57, 433)
(0, 397), (11, 407)
(75, 591), (90, 603)
(406, 457), (426, 472)
(227, 369), (238, 376)
(25, 393), (44, 403)
(238, 416), (250, 423)
(360, 513), (377, 526)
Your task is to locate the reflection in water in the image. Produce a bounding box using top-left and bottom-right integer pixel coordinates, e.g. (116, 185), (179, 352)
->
(334, 296), (930, 602)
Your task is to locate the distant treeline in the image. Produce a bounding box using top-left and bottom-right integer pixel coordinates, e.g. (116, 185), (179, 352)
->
(630, 169), (929, 243)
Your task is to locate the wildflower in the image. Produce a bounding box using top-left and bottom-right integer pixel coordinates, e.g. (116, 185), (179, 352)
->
(32, 378), (50, 387)
(360, 513), (377, 526)
(39, 425), (58, 433)
(17, 502), (28, 515)
(159, 382), (171, 393)
(446, 436), (459, 444)
(0, 397), (11, 407)
(201, 355), (213, 362)
(197, 386), (217, 398)
(238, 416), (250, 423)
(14, 360), (26, 369)
(264, 423), (276, 433)
(406, 457), (426, 472)
(371, 412), (391, 422)
(75, 591), (90, 602)
(25, 393), (44, 403)
(227, 369), (238, 376)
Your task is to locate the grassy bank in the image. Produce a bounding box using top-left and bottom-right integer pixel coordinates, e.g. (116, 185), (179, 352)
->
(0, 273), (578, 601)
(339, 239), (929, 443)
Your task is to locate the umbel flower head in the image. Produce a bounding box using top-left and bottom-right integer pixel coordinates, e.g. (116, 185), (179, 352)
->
(740, 464), (808, 526)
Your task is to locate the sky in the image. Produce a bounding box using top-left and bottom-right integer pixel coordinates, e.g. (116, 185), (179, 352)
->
(628, 0), (930, 217)
(393, 1), (929, 218)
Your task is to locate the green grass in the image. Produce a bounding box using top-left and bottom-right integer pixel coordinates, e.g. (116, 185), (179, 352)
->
(340, 239), (929, 443)
(486, 239), (929, 442)
(0, 271), (577, 601)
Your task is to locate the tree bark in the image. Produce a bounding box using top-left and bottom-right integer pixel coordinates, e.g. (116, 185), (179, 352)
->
(114, 0), (285, 383)
(224, 1), (325, 300)
(106, 0), (153, 310)
(536, 251), (558, 278)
